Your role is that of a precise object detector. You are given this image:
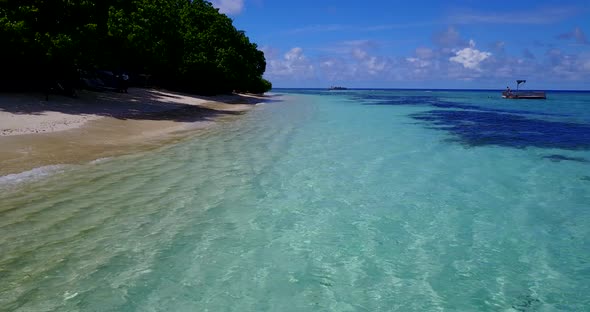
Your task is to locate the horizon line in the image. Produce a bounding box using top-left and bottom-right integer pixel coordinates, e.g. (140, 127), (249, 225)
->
(271, 87), (590, 92)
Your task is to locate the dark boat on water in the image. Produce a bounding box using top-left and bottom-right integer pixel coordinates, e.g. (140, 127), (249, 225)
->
(502, 80), (546, 99)
(329, 86), (348, 90)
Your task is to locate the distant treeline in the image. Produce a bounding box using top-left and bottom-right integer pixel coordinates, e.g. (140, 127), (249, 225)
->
(0, 0), (272, 94)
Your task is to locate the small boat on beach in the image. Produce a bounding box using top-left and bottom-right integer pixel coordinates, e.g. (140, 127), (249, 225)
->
(328, 86), (348, 90)
(502, 80), (546, 99)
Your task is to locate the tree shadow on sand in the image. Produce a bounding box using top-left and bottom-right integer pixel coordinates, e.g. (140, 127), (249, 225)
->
(0, 88), (282, 123)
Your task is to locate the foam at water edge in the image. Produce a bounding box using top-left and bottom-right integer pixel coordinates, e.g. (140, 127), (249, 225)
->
(88, 157), (113, 165)
(0, 164), (70, 188)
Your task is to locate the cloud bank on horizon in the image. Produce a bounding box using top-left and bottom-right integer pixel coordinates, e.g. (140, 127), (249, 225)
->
(222, 0), (590, 89)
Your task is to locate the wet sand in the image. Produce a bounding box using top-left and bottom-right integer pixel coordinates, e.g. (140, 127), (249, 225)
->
(0, 88), (269, 176)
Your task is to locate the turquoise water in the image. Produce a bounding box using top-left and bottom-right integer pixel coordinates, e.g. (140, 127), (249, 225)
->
(1, 90), (590, 311)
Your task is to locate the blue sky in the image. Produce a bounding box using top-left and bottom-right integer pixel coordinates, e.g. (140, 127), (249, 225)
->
(211, 0), (590, 90)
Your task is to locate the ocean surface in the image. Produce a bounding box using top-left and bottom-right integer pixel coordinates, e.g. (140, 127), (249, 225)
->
(1, 89), (590, 311)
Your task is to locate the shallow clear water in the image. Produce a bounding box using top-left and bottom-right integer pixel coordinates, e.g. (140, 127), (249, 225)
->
(1, 90), (590, 311)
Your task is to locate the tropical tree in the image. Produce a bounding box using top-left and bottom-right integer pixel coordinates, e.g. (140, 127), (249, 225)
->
(0, 0), (271, 93)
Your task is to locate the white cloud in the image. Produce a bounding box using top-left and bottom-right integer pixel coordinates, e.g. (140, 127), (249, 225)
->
(406, 57), (432, 69)
(404, 47), (438, 80)
(352, 48), (368, 60)
(319, 57), (351, 81)
(264, 26), (590, 87)
(210, 0), (244, 15)
(450, 40), (492, 70)
(263, 47), (315, 79)
(545, 50), (590, 80)
(365, 56), (389, 75)
(321, 41), (392, 80)
(284, 47), (305, 61)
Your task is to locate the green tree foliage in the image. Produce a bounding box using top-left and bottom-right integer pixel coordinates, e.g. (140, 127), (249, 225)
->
(0, 0), (271, 94)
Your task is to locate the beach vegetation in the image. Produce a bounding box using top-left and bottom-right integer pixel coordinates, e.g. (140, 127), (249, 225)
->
(0, 0), (271, 94)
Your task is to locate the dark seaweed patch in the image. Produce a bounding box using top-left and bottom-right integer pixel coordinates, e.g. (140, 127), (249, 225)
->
(542, 154), (590, 163)
(359, 95), (560, 117)
(512, 294), (541, 311)
(411, 110), (590, 150)
(355, 93), (586, 151)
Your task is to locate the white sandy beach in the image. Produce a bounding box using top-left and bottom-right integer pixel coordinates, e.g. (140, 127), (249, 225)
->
(0, 88), (268, 176)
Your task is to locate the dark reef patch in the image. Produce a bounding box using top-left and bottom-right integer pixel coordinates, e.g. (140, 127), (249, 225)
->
(542, 154), (590, 163)
(359, 95), (560, 117)
(511, 294), (541, 311)
(410, 110), (590, 150)
(357, 94), (588, 150)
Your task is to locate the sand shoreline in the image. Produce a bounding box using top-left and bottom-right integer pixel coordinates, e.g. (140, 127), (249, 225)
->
(0, 88), (271, 176)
